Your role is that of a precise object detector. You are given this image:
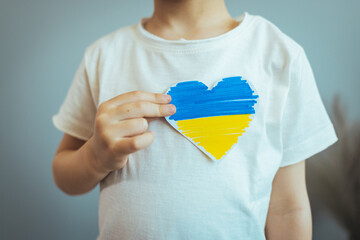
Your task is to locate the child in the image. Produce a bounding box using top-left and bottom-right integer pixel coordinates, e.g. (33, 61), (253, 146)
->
(52, 0), (338, 239)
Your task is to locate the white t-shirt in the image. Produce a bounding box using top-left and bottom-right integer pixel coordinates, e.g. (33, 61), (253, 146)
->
(52, 12), (338, 240)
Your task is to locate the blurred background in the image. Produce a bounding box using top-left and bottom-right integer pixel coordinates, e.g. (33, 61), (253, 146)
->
(1, 0), (359, 239)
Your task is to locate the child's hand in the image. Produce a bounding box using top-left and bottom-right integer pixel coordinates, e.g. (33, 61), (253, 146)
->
(85, 90), (176, 175)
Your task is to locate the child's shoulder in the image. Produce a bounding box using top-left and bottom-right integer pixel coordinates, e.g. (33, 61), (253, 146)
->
(84, 24), (136, 60)
(249, 12), (304, 55)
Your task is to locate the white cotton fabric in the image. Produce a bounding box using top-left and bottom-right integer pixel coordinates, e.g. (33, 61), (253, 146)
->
(52, 12), (338, 240)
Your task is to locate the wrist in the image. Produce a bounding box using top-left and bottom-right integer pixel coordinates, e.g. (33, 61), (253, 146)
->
(80, 137), (110, 181)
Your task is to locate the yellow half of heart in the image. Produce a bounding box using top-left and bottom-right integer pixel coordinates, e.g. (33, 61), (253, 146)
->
(176, 114), (253, 160)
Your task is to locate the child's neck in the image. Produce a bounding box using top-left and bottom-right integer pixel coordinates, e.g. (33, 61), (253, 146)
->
(144, 0), (240, 41)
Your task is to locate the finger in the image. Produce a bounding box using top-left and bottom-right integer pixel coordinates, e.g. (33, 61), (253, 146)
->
(113, 131), (155, 155)
(107, 90), (171, 107)
(145, 117), (159, 123)
(110, 101), (176, 121)
(110, 118), (149, 138)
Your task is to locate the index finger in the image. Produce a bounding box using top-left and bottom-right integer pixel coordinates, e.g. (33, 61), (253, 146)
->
(107, 90), (171, 107)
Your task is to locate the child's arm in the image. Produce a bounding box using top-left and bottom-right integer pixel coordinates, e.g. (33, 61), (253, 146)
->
(52, 91), (176, 195)
(264, 160), (312, 240)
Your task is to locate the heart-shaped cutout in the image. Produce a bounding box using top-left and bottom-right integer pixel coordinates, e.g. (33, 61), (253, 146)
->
(164, 76), (259, 161)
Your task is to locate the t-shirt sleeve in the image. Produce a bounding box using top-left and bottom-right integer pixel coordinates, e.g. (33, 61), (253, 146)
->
(279, 47), (338, 168)
(52, 51), (97, 141)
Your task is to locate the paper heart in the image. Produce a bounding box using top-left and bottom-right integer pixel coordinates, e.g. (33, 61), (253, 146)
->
(164, 76), (259, 161)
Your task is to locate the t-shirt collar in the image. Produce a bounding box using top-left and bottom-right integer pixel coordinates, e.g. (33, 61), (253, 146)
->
(133, 12), (253, 53)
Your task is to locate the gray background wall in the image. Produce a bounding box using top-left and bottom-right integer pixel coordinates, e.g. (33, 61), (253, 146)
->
(0, 0), (358, 239)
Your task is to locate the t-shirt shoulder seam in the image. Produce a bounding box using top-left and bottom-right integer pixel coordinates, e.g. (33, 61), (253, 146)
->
(292, 46), (305, 79)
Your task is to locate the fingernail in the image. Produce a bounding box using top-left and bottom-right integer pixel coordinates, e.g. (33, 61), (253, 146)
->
(167, 104), (176, 113)
(163, 94), (171, 102)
